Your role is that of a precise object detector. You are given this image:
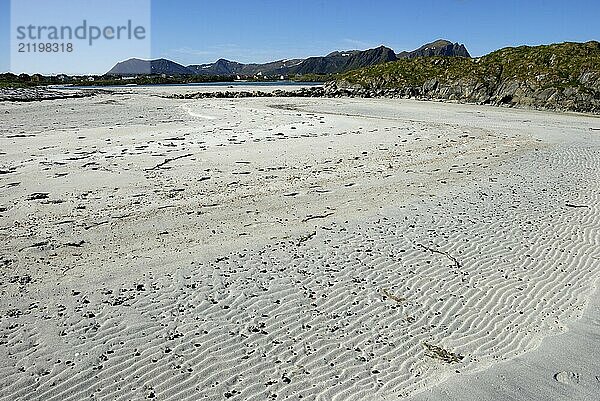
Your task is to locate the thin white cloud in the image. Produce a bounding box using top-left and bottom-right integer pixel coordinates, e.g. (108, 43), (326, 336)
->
(169, 47), (213, 56)
(342, 38), (376, 49)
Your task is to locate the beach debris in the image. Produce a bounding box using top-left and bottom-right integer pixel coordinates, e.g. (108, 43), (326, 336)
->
(0, 167), (16, 175)
(19, 241), (49, 251)
(41, 199), (65, 205)
(84, 220), (109, 230)
(565, 203), (589, 208)
(381, 288), (406, 304)
(423, 342), (464, 364)
(302, 212), (334, 222)
(146, 153), (193, 171)
(63, 240), (86, 248)
(554, 371), (581, 384)
(224, 390), (239, 398)
(66, 151), (96, 161)
(9, 275), (31, 286)
(0, 257), (13, 268)
(297, 231), (316, 245)
(416, 243), (462, 270)
(26, 192), (50, 201)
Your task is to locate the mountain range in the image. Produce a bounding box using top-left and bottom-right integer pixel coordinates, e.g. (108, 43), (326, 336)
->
(107, 39), (470, 77)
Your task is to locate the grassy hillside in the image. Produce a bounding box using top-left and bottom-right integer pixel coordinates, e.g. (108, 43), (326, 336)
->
(338, 41), (600, 90)
(333, 41), (600, 112)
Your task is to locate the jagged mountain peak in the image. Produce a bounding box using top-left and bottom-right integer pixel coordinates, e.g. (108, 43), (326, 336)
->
(398, 39), (470, 59)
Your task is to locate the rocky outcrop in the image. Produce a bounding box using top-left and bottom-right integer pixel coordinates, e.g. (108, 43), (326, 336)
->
(333, 42), (600, 114)
(165, 75), (600, 115)
(0, 87), (97, 102)
(166, 87), (328, 99)
(326, 75), (600, 113)
(397, 40), (471, 59)
(167, 42), (600, 115)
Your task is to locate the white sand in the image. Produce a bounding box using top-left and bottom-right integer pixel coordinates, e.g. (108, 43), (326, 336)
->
(408, 288), (600, 401)
(1, 86), (599, 400)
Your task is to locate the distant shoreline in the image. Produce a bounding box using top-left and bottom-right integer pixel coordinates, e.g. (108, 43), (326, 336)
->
(57, 80), (322, 90)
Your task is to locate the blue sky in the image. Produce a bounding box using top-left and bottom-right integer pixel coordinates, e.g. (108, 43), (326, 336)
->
(1, 0), (599, 73)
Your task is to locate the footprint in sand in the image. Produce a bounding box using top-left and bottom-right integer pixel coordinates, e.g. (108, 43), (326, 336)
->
(554, 371), (581, 385)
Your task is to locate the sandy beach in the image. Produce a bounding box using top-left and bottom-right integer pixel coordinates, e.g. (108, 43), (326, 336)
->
(1, 85), (599, 400)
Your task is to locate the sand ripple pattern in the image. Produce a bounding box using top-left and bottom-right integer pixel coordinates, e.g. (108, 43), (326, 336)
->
(1, 145), (599, 400)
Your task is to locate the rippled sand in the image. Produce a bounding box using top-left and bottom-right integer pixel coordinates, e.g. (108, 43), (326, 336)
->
(1, 87), (599, 400)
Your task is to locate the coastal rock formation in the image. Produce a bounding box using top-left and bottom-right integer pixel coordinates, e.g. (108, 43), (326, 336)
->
(166, 87), (327, 99)
(0, 87), (97, 102)
(332, 41), (600, 113)
(397, 39), (471, 59)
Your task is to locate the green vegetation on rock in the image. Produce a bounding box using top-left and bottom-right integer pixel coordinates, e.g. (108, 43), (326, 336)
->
(290, 74), (333, 83)
(333, 41), (600, 112)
